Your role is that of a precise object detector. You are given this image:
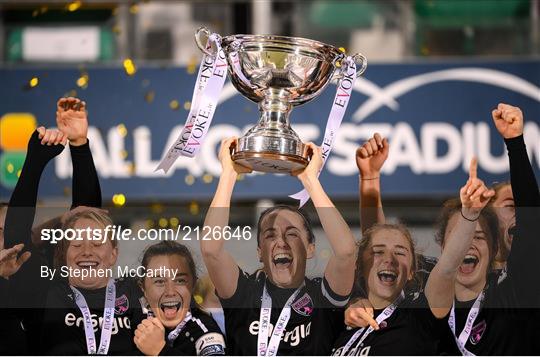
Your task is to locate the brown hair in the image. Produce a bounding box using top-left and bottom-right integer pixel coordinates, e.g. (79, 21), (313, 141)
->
(435, 198), (500, 271)
(353, 223), (419, 296)
(54, 209), (116, 269)
(489, 181), (512, 207)
(140, 241), (198, 285)
(256, 205), (315, 246)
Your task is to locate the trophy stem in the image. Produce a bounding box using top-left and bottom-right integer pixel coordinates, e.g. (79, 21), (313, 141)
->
(258, 96), (293, 129)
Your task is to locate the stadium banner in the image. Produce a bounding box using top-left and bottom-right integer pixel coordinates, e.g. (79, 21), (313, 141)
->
(1, 60), (539, 200)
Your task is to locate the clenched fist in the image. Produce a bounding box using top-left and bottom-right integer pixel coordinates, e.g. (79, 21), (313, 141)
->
(491, 103), (523, 140)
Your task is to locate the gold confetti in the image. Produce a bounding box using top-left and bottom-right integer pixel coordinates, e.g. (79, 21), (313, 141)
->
(194, 295), (204, 305)
(6, 163), (14, 173)
(339, 47), (346, 53)
(112, 25), (121, 35)
(29, 77), (39, 87)
(123, 58), (136, 76)
(64, 89), (78, 97)
(169, 100), (180, 110)
(151, 203), (164, 213)
(169, 217), (179, 227)
(17, 169), (22, 178)
(189, 201), (199, 215)
(40, 6), (48, 14)
(202, 174), (213, 184)
(76, 73), (89, 88)
(187, 56), (198, 74)
(183, 101), (191, 110)
(116, 124), (128, 137)
(146, 219), (154, 229)
(129, 4), (139, 14)
(128, 163), (136, 175)
(145, 91), (155, 103)
(112, 193), (126, 207)
(121, 150), (128, 159)
(184, 174), (195, 186)
(67, 1), (82, 12)
(158, 218), (168, 228)
(236, 174), (245, 181)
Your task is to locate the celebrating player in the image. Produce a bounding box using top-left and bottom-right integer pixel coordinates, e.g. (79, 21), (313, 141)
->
(3, 98), (140, 355)
(200, 137), (357, 355)
(134, 241), (226, 355)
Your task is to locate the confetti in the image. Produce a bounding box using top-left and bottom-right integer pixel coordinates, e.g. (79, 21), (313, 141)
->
(112, 193), (126, 206)
(158, 218), (168, 228)
(145, 91), (155, 103)
(169, 217), (179, 227)
(116, 124), (128, 137)
(129, 4), (139, 14)
(29, 77), (39, 88)
(184, 174), (195, 185)
(67, 1), (82, 12)
(76, 73), (89, 88)
(189, 201), (199, 215)
(202, 174), (213, 184)
(6, 163), (14, 173)
(183, 101), (191, 110)
(169, 100), (180, 110)
(123, 58), (137, 76)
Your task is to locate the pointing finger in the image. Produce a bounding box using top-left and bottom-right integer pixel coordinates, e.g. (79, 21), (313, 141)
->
(469, 157), (478, 180)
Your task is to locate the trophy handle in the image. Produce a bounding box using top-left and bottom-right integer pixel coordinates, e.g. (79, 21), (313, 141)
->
(351, 53), (368, 77)
(331, 52), (368, 81)
(195, 27), (217, 56)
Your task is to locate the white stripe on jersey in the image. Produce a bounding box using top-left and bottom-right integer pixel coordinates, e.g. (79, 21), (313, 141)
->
(191, 316), (209, 333)
(321, 279), (349, 307)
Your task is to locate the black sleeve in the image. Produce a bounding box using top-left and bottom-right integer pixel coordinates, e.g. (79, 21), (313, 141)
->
(504, 135), (540, 307)
(217, 267), (253, 309)
(4, 130), (65, 248)
(70, 140), (102, 208)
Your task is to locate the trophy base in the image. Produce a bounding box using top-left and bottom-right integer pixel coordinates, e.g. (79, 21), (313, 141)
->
(232, 151), (308, 174)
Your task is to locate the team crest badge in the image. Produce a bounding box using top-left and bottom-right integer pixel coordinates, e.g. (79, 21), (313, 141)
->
(292, 293), (314, 316)
(469, 320), (486, 345)
(115, 294), (130, 315)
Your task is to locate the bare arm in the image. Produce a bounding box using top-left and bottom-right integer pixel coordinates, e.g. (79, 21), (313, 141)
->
(425, 159), (495, 318)
(356, 134), (389, 233)
(200, 138), (250, 299)
(297, 143), (357, 296)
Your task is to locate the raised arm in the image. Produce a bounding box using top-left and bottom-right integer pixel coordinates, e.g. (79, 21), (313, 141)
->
(201, 137), (250, 299)
(56, 97), (102, 208)
(296, 143), (357, 296)
(4, 128), (67, 250)
(492, 103), (540, 306)
(356, 133), (389, 233)
(425, 159), (495, 318)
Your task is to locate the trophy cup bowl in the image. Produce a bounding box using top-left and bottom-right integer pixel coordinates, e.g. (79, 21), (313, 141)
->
(195, 27), (366, 173)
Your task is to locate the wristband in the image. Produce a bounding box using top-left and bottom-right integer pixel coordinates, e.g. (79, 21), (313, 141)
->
(361, 176), (379, 180)
(461, 209), (479, 222)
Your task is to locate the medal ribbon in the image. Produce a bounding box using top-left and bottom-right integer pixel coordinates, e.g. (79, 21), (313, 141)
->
(71, 279), (116, 355)
(257, 281), (305, 356)
(167, 312), (193, 345)
(448, 290), (485, 356)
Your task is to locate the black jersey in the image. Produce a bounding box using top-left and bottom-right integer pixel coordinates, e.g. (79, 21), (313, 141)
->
(439, 135), (540, 356)
(331, 293), (442, 356)
(218, 267), (349, 355)
(148, 308), (226, 356)
(35, 277), (143, 355)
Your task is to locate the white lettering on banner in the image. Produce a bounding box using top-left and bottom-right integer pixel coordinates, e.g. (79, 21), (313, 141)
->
(64, 312), (131, 334)
(249, 320), (311, 347)
(54, 121), (540, 179)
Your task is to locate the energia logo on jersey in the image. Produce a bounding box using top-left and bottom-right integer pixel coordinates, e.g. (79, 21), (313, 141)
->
(332, 345), (371, 356)
(249, 320), (311, 347)
(64, 312), (131, 334)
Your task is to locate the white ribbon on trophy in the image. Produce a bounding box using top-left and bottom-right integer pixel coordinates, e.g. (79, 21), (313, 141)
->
(289, 57), (358, 207)
(156, 33), (228, 173)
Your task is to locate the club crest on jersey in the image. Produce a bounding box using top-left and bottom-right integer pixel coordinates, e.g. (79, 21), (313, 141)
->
(469, 319), (486, 345)
(292, 293), (314, 316)
(114, 294), (129, 315)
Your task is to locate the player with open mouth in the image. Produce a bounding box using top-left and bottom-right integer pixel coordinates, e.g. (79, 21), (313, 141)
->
(200, 137), (357, 355)
(134, 241), (225, 356)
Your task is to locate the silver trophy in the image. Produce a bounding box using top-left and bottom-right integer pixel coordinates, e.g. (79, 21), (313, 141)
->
(195, 27), (367, 174)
